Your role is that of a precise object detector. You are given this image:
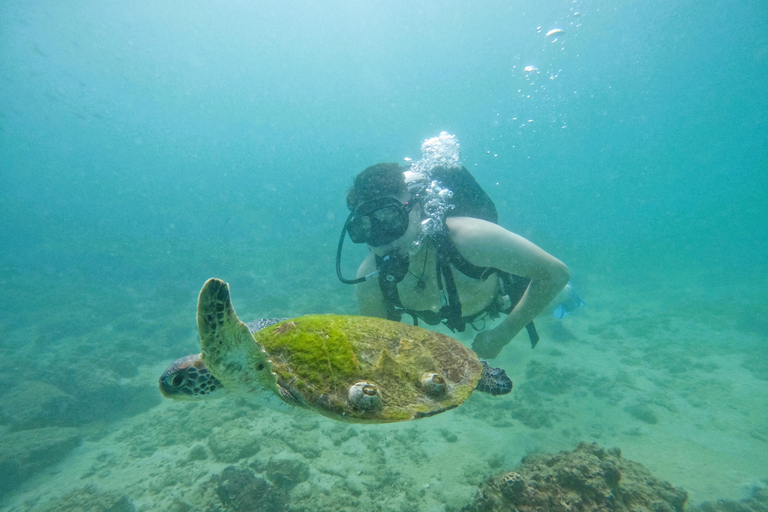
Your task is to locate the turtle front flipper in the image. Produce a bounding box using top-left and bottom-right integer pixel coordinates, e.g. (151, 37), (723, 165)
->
(198, 278), (279, 396)
(475, 361), (513, 396)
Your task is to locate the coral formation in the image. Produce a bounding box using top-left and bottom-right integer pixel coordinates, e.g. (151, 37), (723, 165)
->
(35, 485), (135, 512)
(0, 381), (78, 431)
(207, 466), (290, 512)
(265, 453), (311, 490)
(688, 486), (768, 512)
(0, 427), (81, 498)
(463, 442), (688, 512)
(624, 402), (659, 424)
(207, 421), (262, 463)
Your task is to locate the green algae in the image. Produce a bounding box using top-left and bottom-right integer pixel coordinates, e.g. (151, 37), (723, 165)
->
(256, 315), (360, 394)
(254, 315), (481, 423)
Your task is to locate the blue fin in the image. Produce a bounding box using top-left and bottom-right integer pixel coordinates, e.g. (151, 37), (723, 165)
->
(553, 285), (585, 319)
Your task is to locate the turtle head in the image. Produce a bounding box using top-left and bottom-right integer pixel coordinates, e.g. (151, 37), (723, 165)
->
(159, 353), (226, 400)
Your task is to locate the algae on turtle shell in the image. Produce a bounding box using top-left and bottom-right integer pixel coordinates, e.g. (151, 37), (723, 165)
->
(160, 278), (511, 424)
(198, 278), (493, 423)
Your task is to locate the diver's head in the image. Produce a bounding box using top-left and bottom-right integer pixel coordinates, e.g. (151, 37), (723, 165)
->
(345, 163), (422, 252)
(346, 163), (408, 210)
(158, 354), (226, 401)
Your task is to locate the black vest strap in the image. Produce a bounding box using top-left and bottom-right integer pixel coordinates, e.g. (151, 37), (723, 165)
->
(375, 233), (539, 345)
(376, 254), (406, 323)
(436, 233), (492, 281)
(435, 248), (466, 332)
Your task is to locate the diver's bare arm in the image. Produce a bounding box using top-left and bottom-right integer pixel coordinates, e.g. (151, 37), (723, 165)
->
(448, 217), (569, 356)
(495, 267), (568, 340)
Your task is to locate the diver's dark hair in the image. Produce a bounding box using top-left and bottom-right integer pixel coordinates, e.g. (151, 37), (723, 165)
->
(346, 163), (408, 210)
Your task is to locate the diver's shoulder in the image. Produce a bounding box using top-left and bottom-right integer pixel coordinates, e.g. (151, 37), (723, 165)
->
(446, 216), (510, 239)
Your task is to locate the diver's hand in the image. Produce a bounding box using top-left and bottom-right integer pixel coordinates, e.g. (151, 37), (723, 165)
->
(472, 329), (509, 359)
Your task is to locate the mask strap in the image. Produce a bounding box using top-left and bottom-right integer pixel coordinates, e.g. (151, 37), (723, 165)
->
(336, 213), (378, 285)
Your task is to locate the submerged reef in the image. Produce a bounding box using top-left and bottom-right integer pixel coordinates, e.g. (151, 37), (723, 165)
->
(0, 427), (81, 499)
(463, 442), (688, 512)
(35, 485), (135, 512)
(204, 466), (290, 512)
(688, 485), (768, 512)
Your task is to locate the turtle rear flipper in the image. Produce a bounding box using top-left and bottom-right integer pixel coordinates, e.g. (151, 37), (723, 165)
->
(198, 278), (279, 396)
(475, 361), (512, 396)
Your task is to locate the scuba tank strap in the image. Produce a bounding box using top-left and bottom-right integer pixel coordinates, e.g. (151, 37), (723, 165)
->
(498, 272), (540, 348)
(499, 273), (530, 310)
(442, 240), (492, 280)
(525, 322), (540, 348)
(375, 255), (404, 323)
(375, 254), (421, 325)
(434, 241), (467, 333)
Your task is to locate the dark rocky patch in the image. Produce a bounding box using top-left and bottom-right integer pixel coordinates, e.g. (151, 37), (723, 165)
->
(624, 402), (659, 424)
(463, 442), (688, 512)
(525, 360), (585, 395)
(0, 381), (78, 431)
(35, 485), (135, 512)
(265, 453), (310, 490)
(210, 466), (289, 512)
(688, 486), (768, 512)
(207, 422), (262, 463)
(0, 427), (81, 498)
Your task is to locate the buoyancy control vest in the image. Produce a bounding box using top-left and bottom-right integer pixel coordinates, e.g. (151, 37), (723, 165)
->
(378, 166), (540, 347)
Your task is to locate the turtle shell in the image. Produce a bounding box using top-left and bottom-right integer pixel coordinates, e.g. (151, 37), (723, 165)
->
(255, 315), (483, 423)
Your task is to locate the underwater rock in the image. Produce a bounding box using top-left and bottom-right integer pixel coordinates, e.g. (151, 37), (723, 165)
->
(0, 426), (81, 498)
(275, 427), (324, 459)
(210, 466), (290, 512)
(624, 402), (659, 424)
(525, 360), (585, 395)
(26, 337), (162, 426)
(687, 486), (768, 512)
(327, 425), (359, 446)
(265, 453), (311, 490)
(187, 443), (209, 461)
(35, 485), (135, 512)
(440, 428), (459, 443)
(508, 404), (554, 429)
(462, 442), (688, 512)
(0, 381), (78, 431)
(68, 378), (161, 425)
(207, 423), (261, 463)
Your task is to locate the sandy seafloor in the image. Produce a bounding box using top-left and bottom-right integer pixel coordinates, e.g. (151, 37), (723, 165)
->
(1, 266), (766, 512)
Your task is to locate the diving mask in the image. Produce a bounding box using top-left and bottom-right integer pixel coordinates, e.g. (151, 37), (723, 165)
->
(345, 197), (413, 247)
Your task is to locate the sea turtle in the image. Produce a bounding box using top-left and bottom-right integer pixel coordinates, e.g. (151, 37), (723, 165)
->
(159, 278), (512, 423)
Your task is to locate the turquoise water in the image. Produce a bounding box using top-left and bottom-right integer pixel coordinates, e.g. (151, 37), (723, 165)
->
(1, 1), (766, 511)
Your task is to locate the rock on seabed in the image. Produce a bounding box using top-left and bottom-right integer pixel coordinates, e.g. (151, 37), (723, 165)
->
(463, 442), (688, 512)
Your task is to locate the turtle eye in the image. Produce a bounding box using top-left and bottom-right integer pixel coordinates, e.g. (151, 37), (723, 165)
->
(171, 373), (188, 388)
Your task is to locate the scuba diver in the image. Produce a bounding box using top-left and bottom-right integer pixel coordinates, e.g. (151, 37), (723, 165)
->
(335, 136), (570, 359)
